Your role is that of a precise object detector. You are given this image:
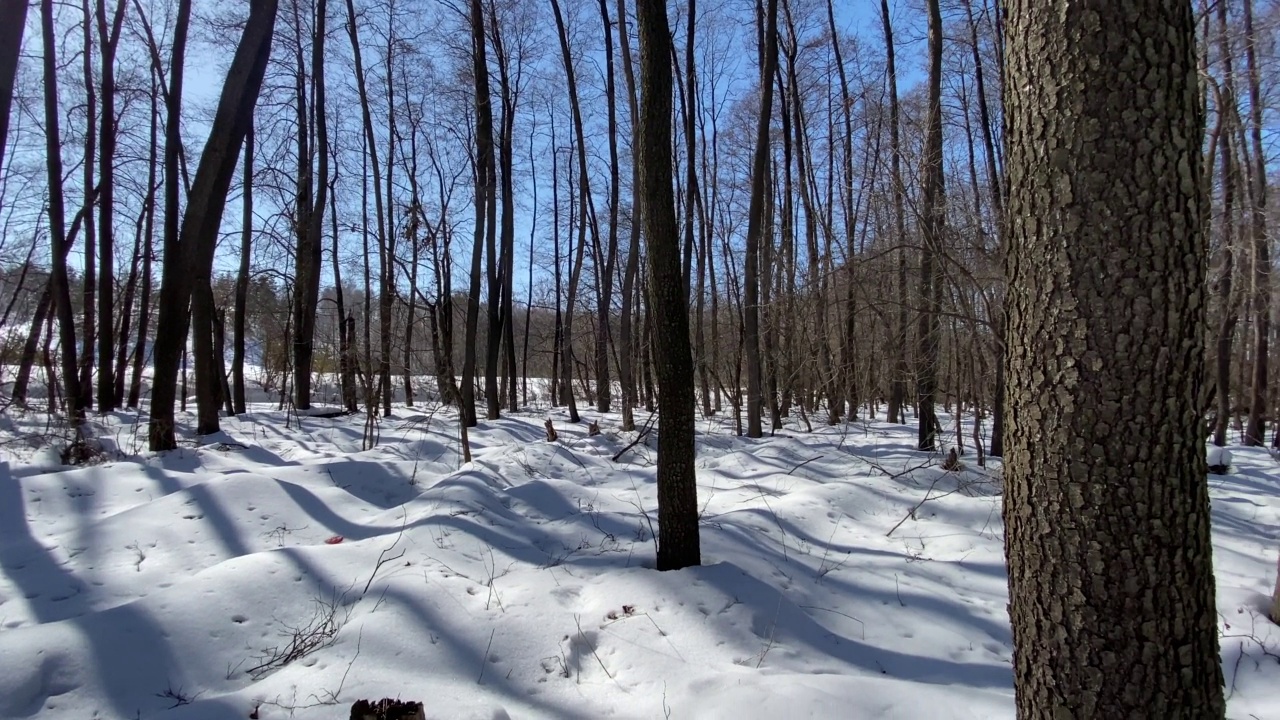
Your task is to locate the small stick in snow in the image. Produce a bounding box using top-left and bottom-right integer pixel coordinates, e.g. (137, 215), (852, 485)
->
(785, 455), (824, 475)
(756, 594), (784, 668)
(575, 614), (618, 684)
(362, 510), (408, 596)
(477, 628), (496, 684)
(612, 412), (658, 462)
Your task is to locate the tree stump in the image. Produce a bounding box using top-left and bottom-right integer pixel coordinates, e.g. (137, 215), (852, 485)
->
(349, 698), (425, 720)
(942, 447), (960, 472)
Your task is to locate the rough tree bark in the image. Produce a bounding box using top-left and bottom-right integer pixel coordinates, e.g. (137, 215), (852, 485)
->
(1002, 0), (1226, 715)
(635, 0), (699, 571)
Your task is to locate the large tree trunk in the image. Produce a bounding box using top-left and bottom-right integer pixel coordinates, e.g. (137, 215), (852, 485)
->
(635, 0), (699, 572)
(0, 0), (29, 178)
(148, 0), (278, 449)
(1002, 0), (1225, 715)
(743, 0), (779, 439)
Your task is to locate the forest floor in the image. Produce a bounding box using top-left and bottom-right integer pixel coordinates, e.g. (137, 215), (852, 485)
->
(0, 396), (1277, 719)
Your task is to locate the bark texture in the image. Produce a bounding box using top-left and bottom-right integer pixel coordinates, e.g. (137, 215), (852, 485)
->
(635, 0), (700, 571)
(1002, 1), (1225, 716)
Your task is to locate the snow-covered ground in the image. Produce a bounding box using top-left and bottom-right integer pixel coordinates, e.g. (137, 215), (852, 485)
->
(0, 402), (1277, 719)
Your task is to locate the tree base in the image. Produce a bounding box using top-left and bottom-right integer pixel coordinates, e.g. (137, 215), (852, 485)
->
(349, 699), (425, 720)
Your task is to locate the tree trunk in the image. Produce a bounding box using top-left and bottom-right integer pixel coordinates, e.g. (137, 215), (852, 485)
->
(880, 0), (909, 426)
(461, 0), (494, 427)
(292, 0), (329, 411)
(914, 0), (944, 451)
(1242, 0), (1270, 447)
(616, 0), (641, 432)
(145, 0), (192, 446)
(95, 0), (127, 412)
(41, 0), (85, 430)
(12, 286), (51, 406)
(743, 0), (778, 439)
(1002, 0), (1225, 714)
(78, 0), (97, 413)
(343, 0), (390, 421)
(595, 0), (620, 415)
(233, 124), (254, 415)
(635, 0), (699, 571)
(0, 0), (29, 178)
(149, 0), (278, 449)
(550, 0), (594, 425)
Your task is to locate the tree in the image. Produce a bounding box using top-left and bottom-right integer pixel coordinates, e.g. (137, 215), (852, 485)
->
(149, 0), (280, 449)
(462, 0), (496, 426)
(0, 0), (30, 177)
(291, 0), (330, 411)
(880, 0), (908, 426)
(1241, 0), (1269, 447)
(635, 0), (699, 571)
(914, 0), (944, 451)
(95, 0), (128, 412)
(40, 0), (85, 433)
(233, 124), (255, 415)
(1002, 0), (1225, 715)
(743, 0), (778, 439)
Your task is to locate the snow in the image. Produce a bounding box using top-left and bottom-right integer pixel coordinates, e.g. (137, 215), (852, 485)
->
(0, 402), (1276, 719)
(1209, 446), (1234, 469)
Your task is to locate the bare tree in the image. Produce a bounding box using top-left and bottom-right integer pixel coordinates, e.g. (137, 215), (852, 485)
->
(743, 0), (778, 439)
(635, 0), (699, 571)
(149, 0), (279, 449)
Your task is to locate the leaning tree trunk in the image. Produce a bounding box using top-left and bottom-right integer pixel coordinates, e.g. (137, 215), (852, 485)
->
(635, 0), (699, 572)
(1002, 0), (1225, 716)
(148, 0), (278, 449)
(0, 0), (30, 177)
